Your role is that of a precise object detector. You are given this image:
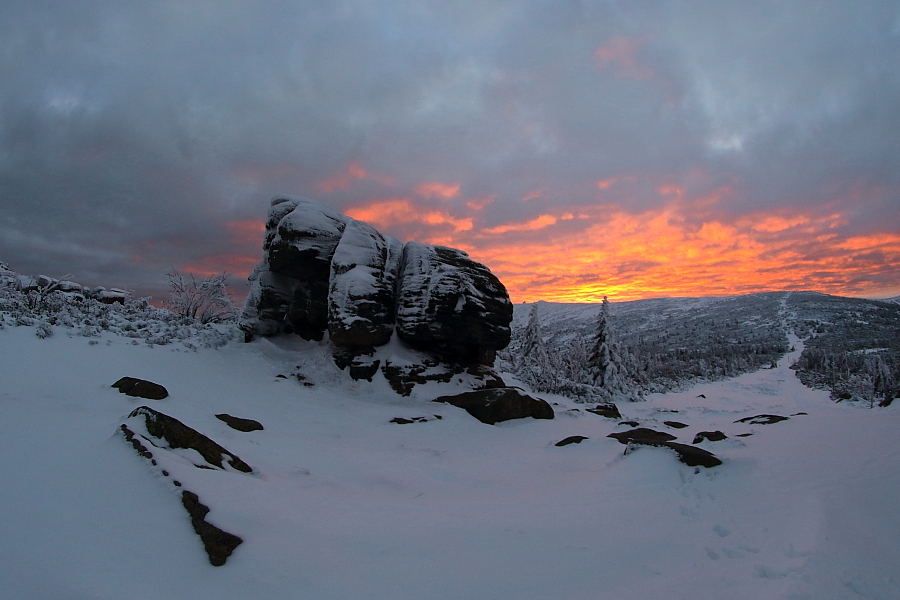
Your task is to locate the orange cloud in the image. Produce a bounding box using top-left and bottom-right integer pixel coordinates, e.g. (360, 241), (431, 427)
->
(345, 198), (473, 239)
(483, 214), (558, 234)
(592, 35), (653, 80)
(465, 195), (495, 211)
(316, 163), (394, 193)
(521, 188), (544, 202)
(415, 182), (460, 199)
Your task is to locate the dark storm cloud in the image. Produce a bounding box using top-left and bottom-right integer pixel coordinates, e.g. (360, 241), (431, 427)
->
(1, 0), (898, 300)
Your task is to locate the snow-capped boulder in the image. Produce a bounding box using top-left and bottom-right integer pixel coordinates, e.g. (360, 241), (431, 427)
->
(265, 197), (348, 280)
(240, 197), (349, 340)
(327, 219), (402, 348)
(240, 197), (513, 371)
(396, 242), (513, 365)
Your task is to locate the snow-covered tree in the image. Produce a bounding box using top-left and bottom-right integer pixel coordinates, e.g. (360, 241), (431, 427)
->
(515, 303), (559, 392)
(588, 296), (631, 399)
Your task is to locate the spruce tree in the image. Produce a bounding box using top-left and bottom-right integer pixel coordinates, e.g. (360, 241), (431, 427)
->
(589, 296), (630, 399)
(589, 297), (612, 388)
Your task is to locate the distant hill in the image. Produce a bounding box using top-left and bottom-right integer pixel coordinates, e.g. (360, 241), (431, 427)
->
(500, 291), (899, 405)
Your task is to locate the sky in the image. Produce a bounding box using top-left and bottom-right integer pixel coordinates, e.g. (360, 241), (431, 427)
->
(1, 0), (899, 303)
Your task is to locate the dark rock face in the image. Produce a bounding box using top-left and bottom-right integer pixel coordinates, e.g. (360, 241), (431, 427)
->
(664, 421), (689, 429)
(241, 198), (349, 341)
(693, 430), (728, 443)
(215, 413), (264, 432)
(126, 406), (253, 473)
(112, 377), (169, 400)
(240, 198), (513, 375)
(433, 387), (554, 425)
(734, 414), (789, 425)
(608, 428), (721, 468)
(395, 242), (513, 364)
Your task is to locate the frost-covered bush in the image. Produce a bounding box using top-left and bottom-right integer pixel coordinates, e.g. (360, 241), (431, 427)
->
(0, 266), (239, 349)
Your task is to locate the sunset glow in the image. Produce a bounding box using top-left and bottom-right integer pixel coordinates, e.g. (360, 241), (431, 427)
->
(5, 2), (895, 304)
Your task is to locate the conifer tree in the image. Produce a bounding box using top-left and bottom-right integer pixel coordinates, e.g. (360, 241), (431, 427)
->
(589, 296), (630, 399)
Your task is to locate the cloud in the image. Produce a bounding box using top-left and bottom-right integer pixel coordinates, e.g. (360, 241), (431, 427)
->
(0, 1), (896, 302)
(415, 182), (460, 199)
(592, 35), (654, 80)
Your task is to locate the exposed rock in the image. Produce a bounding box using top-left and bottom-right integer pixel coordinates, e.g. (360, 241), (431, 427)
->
(734, 414), (789, 425)
(215, 414), (264, 432)
(240, 197), (349, 340)
(328, 219), (402, 348)
(97, 288), (129, 304)
(112, 377), (169, 400)
(181, 491), (243, 567)
(736, 433), (753, 437)
(659, 442), (722, 468)
(791, 412), (809, 416)
(239, 198), (514, 388)
(333, 347), (381, 381)
(395, 242), (512, 365)
(619, 421), (640, 427)
(693, 430), (728, 443)
(433, 387), (554, 425)
(586, 403), (622, 419)
(125, 406), (252, 473)
(608, 428), (721, 468)
(382, 359), (458, 396)
(555, 435), (589, 447)
(607, 428), (677, 444)
(390, 415), (441, 424)
(664, 421), (689, 429)
(119, 422), (244, 566)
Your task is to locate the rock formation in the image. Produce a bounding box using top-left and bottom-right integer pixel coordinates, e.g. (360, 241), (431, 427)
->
(240, 197), (513, 372)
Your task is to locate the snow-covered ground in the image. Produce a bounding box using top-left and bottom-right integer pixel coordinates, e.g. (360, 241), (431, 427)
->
(1, 326), (898, 600)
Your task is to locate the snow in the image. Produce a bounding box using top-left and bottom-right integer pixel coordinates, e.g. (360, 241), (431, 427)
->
(1, 324), (899, 599)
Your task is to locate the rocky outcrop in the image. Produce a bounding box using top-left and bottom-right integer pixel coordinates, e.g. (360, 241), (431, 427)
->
(432, 388), (554, 424)
(240, 197), (513, 372)
(395, 242), (512, 364)
(328, 219), (402, 348)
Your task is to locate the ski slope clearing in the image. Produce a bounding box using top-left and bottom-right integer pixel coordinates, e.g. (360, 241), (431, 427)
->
(1, 326), (898, 600)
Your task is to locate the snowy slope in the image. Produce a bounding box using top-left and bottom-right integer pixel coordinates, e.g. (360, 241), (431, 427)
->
(1, 324), (899, 600)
